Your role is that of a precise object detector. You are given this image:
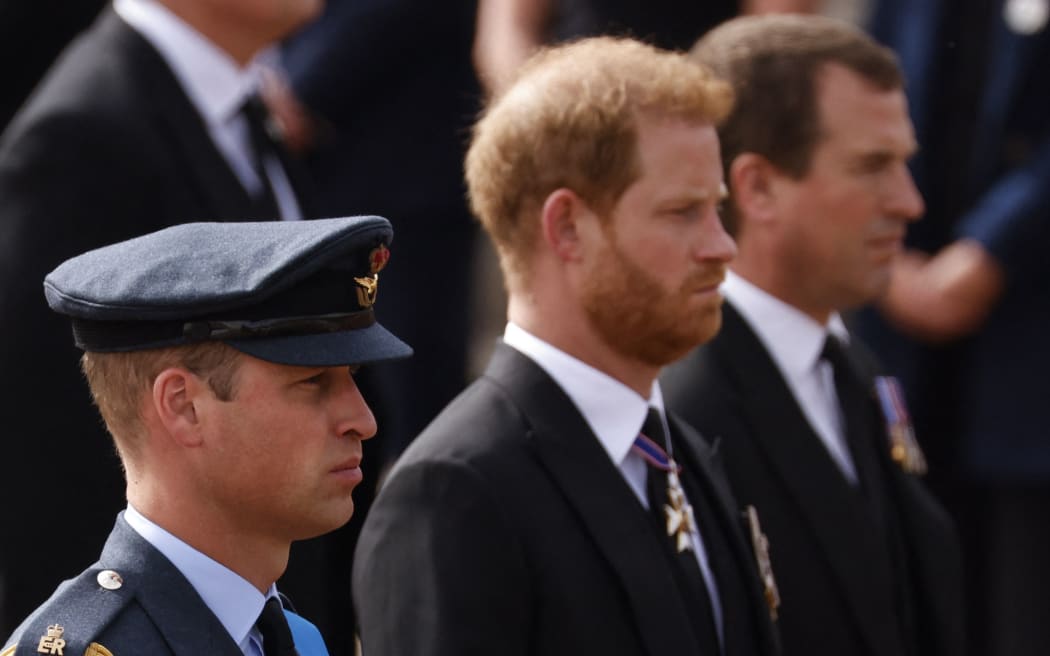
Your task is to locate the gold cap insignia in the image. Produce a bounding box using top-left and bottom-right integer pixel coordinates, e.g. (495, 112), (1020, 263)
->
(354, 275), (379, 308)
(85, 643), (114, 656)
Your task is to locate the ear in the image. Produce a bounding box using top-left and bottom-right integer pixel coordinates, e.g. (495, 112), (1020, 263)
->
(539, 188), (593, 263)
(728, 153), (780, 225)
(151, 368), (206, 448)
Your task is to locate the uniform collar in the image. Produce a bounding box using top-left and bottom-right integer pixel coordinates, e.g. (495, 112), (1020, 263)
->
(124, 505), (275, 653)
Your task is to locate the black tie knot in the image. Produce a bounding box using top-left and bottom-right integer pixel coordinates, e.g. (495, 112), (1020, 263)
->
(641, 407), (669, 450)
(820, 334), (849, 371)
(257, 597), (298, 656)
(241, 95), (279, 142)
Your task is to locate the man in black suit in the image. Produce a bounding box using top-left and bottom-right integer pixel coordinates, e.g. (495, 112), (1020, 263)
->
(662, 15), (964, 656)
(353, 37), (781, 655)
(0, 0), (319, 635)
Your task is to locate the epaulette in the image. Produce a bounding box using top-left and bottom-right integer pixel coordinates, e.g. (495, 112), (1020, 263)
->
(2, 566), (133, 656)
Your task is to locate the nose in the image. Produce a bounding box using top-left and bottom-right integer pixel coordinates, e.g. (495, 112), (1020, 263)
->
(335, 369), (378, 441)
(885, 163), (925, 222)
(694, 206), (738, 263)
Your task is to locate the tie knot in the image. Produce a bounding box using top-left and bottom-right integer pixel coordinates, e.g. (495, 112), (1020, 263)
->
(820, 335), (851, 372)
(257, 597), (297, 656)
(641, 407), (668, 449)
(240, 94), (283, 151)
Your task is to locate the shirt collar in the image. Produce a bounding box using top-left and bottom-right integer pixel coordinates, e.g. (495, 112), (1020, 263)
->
(503, 322), (663, 467)
(124, 505), (274, 651)
(722, 270), (849, 384)
(114, 0), (263, 125)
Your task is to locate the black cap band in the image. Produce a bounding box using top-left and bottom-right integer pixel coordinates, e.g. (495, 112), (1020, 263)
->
(72, 310), (376, 352)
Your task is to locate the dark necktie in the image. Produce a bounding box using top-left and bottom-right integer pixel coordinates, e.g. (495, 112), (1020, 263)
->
(240, 94), (283, 219)
(821, 335), (919, 651)
(256, 597), (299, 656)
(820, 335), (886, 499)
(638, 408), (720, 653)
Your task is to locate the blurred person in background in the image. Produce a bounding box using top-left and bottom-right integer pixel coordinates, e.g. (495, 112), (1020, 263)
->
(859, 1), (1050, 654)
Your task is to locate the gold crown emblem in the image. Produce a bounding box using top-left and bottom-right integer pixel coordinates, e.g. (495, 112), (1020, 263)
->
(45, 625), (64, 639)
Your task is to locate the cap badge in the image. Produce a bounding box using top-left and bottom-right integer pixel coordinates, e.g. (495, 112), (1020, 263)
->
(36, 624), (65, 655)
(355, 245), (389, 308)
(354, 275), (379, 308)
(369, 244), (390, 274)
(85, 643), (114, 656)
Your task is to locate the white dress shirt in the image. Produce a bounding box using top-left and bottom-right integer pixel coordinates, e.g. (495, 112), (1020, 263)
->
(124, 505), (278, 656)
(721, 271), (858, 483)
(503, 322), (725, 645)
(114, 0), (302, 221)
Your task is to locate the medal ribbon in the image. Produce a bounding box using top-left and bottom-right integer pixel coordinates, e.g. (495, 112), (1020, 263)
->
(632, 432), (682, 473)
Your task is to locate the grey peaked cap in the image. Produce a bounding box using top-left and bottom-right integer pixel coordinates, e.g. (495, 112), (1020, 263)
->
(44, 216), (413, 366)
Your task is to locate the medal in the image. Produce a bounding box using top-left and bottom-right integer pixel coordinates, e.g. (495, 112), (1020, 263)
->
(745, 505), (781, 620)
(874, 376), (927, 475)
(664, 466), (698, 553)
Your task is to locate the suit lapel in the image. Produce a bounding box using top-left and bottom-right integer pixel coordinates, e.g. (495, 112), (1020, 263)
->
(483, 344), (701, 656)
(713, 304), (897, 655)
(100, 516), (244, 656)
(669, 415), (779, 656)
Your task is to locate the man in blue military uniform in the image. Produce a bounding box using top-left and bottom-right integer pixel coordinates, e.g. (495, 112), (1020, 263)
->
(1, 215), (411, 656)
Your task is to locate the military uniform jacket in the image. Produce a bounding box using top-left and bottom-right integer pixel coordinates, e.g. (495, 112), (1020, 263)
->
(661, 303), (964, 656)
(352, 343), (780, 656)
(3, 516), (265, 655)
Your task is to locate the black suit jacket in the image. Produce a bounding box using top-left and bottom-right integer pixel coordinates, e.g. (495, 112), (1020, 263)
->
(0, 9), (309, 634)
(662, 303), (964, 656)
(353, 343), (779, 655)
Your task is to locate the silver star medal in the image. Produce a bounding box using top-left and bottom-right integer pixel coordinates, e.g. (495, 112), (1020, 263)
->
(664, 465), (698, 553)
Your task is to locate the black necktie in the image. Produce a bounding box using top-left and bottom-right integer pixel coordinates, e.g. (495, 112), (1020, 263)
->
(639, 408), (720, 653)
(240, 95), (282, 219)
(821, 336), (918, 650)
(820, 335), (891, 503)
(256, 597), (299, 656)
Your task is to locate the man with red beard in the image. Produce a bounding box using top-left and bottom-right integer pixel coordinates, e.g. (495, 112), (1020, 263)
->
(662, 15), (964, 656)
(352, 37), (781, 656)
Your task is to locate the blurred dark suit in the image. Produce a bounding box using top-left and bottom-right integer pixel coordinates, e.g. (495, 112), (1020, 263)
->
(0, 1), (106, 129)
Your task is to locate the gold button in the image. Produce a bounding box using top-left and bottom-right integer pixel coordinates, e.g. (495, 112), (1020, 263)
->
(96, 570), (123, 590)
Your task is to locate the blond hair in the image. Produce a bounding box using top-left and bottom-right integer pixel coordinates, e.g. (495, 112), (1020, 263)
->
(80, 342), (242, 461)
(465, 36), (732, 287)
